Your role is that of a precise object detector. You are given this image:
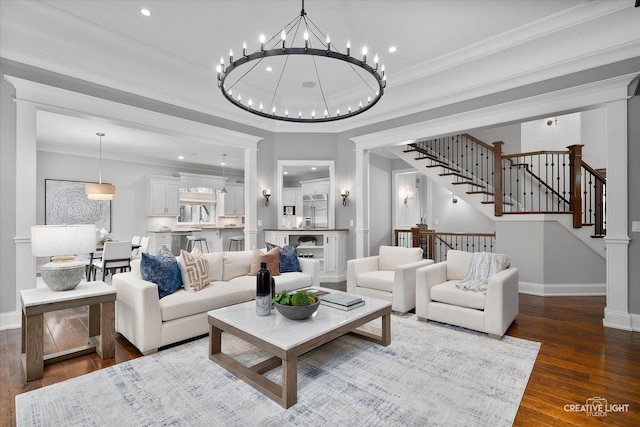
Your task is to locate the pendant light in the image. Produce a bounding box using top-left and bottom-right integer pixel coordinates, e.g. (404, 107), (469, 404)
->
(220, 154), (228, 194)
(85, 132), (116, 200)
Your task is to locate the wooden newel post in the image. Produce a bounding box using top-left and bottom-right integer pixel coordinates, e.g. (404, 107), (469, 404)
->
(492, 141), (504, 217)
(568, 144), (583, 228)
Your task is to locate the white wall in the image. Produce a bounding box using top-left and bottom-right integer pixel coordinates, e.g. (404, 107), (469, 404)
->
(581, 108), (607, 170)
(521, 112), (582, 153)
(469, 123), (522, 154)
(430, 182), (496, 233)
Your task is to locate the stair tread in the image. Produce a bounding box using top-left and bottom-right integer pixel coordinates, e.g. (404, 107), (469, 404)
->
(452, 181), (485, 188)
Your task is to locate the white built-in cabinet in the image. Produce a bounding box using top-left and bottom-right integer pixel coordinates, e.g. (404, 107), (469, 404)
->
(264, 229), (347, 282)
(301, 179), (330, 196)
(148, 176), (179, 216)
(282, 187), (303, 215)
(222, 182), (244, 216)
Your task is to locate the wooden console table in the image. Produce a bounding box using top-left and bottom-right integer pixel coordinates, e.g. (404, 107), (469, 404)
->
(20, 281), (116, 381)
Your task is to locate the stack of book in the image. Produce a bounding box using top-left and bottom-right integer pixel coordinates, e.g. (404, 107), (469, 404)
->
(320, 293), (364, 311)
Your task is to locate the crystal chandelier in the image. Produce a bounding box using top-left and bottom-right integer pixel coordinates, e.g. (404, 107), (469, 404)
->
(216, 0), (386, 123)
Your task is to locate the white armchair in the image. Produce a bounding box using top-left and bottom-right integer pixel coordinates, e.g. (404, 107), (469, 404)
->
(347, 245), (433, 314)
(415, 250), (519, 338)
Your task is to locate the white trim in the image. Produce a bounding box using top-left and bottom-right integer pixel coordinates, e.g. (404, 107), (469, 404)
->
(0, 311), (21, 331)
(352, 74), (636, 150)
(519, 282), (606, 297)
(603, 309), (633, 332)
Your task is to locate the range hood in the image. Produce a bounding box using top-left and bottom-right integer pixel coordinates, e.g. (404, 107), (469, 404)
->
(179, 191), (216, 204)
(302, 193), (327, 201)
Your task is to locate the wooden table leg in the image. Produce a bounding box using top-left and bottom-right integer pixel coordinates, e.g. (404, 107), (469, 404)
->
(209, 324), (222, 357)
(21, 309), (26, 353)
(381, 311), (391, 347)
(88, 303), (100, 339)
(24, 313), (44, 381)
(282, 356), (298, 408)
(98, 301), (115, 359)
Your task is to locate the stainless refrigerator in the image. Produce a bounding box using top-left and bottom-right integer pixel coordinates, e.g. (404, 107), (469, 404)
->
(303, 194), (328, 228)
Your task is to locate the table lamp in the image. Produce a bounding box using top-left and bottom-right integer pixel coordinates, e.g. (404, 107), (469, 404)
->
(31, 224), (97, 291)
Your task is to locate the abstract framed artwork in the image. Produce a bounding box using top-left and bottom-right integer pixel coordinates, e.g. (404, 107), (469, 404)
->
(45, 179), (111, 232)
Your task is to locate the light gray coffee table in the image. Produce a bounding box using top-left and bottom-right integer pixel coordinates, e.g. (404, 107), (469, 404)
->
(208, 288), (391, 408)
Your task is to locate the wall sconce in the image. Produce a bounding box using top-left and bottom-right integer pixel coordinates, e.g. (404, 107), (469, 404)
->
(340, 189), (350, 206)
(262, 189), (271, 206)
(452, 194), (458, 204)
(546, 117), (558, 126)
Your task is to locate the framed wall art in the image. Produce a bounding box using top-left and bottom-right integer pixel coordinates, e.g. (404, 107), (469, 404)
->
(45, 179), (111, 232)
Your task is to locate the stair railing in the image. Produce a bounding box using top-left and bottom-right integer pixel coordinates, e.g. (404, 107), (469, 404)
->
(407, 136), (605, 234)
(394, 228), (496, 262)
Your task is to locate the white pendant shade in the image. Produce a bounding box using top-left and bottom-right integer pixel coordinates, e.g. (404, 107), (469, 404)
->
(86, 132), (116, 200)
(85, 183), (116, 200)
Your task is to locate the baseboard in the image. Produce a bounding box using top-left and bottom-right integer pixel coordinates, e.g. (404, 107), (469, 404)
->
(630, 313), (640, 332)
(0, 310), (21, 331)
(519, 281), (606, 296)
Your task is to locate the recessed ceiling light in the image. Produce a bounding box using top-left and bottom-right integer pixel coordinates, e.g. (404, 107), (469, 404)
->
(311, 167), (316, 171)
(140, 8), (151, 17)
(178, 155), (184, 160)
(266, 66), (273, 72)
(302, 81), (316, 89)
(284, 171), (289, 175)
(388, 46), (397, 53)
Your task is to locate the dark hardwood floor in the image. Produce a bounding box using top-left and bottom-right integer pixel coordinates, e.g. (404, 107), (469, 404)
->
(1, 294), (639, 426)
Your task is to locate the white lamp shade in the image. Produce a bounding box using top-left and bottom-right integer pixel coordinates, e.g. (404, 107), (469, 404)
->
(85, 183), (115, 200)
(31, 224), (97, 256)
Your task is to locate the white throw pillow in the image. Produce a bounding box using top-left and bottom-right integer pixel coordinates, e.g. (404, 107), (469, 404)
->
(179, 248), (211, 292)
(222, 250), (253, 281)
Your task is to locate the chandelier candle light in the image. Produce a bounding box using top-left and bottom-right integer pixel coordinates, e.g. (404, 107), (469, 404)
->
(216, 0), (386, 123)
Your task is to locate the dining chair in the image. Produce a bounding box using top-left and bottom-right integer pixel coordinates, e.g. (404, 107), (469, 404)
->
(92, 241), (132, 281)
(131, 235), (142, 258)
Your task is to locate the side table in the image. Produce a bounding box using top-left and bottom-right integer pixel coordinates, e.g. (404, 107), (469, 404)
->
(20, 281), (117, 381)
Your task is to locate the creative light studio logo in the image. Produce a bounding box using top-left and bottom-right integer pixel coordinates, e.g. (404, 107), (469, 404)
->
(564, 397), (630, 417)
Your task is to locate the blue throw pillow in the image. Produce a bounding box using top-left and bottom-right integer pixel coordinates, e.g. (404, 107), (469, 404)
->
(266, 242), (301, 273)
(141, 247), (182, 299)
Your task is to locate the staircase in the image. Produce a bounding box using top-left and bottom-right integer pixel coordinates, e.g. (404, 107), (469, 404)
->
(389, 133), (607, 256)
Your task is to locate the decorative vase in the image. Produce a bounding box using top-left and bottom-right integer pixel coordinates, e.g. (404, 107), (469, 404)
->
(256, 262), (271, 316)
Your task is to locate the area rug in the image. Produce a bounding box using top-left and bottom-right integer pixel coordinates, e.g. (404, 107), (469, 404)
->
(16, 315), (540, 426)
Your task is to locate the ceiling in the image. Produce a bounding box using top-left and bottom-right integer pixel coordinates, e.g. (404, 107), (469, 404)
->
(2, 0), (637, 169)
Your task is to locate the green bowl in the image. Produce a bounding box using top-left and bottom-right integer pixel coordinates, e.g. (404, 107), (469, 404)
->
(274, 300), (320, 320)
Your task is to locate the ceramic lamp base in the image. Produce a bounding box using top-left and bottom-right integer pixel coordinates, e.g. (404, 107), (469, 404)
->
(41, 259), (85, 291)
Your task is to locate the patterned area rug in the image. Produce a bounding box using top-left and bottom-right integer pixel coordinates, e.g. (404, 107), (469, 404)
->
(16, 315), (539, 426)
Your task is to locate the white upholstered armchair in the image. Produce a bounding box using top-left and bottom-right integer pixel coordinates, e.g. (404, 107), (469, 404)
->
(347, 245), (433, 314)
(415, 250), (519, 338)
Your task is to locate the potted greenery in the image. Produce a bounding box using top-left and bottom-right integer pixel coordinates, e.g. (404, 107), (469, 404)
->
(272, 290), (320, 320)
(298, 235), (317, 247)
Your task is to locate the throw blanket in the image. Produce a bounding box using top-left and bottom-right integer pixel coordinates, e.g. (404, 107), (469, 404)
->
(456, 252), (511, 294)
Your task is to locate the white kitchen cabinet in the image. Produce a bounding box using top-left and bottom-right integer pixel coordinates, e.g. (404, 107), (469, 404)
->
(148, 176), (179, 216)
(264, 229), (347, 282)
(222, 183), (244, 216)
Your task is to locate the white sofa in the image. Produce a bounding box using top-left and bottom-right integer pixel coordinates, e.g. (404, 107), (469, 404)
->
(415, 250), (519, 338)
(113, 250), (319, 354)
(347, 246), (433, 314)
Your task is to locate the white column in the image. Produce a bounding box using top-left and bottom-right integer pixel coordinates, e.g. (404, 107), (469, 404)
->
(243, 147), (258, 250)
(603, 99), (631, 330)
(355, 148), (370, 258)
(15, 99), (38, 311)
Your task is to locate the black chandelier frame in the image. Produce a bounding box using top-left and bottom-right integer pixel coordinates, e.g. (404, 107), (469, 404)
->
(217, 1), (386, 123)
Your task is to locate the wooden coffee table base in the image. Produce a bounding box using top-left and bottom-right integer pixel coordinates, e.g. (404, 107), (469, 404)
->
(209, 306), (391, 409)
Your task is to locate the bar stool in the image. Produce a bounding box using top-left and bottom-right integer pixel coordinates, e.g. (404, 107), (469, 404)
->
(228, 235), (245, 251)
(186, 236), (209, 253)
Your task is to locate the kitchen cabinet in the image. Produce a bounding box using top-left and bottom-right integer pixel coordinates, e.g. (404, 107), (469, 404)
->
(264, 229), (347, 282)
(222, 183), (244, 216)
(148, 176), (179, 216)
